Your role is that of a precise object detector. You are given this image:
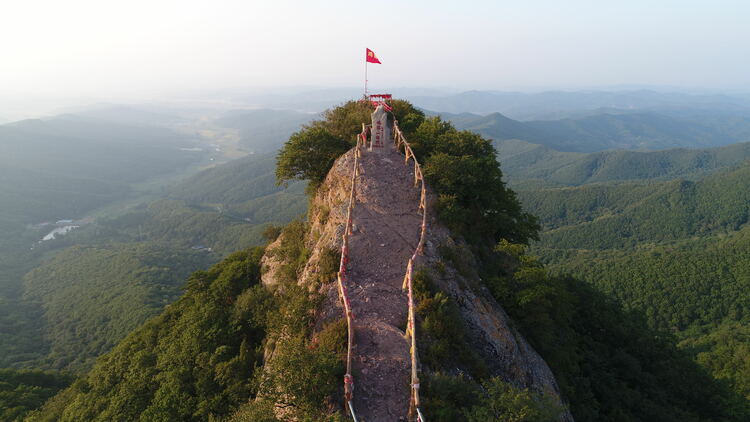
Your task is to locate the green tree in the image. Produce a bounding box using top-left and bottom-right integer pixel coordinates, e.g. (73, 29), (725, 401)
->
(276, 126), (350, 189)
(412, 117), (539, 245)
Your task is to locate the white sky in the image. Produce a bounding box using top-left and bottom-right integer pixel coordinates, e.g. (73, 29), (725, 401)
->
(1, 0), (749, 99)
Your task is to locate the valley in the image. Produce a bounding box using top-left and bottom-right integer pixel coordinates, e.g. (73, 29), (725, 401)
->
(3, 91), (750, 421)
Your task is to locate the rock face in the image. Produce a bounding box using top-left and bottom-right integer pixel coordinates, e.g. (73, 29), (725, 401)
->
(262, 144), (574, 421)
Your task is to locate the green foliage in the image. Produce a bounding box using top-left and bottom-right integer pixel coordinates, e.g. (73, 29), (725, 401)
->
(252, 221), (346, 421)
(520, 164), (750, 249)
(520, 163), (750, 404)
(273, 99), (535, 246)
(257, 334), (343, 416)
(411, 116), (539, 244)
(421, 373), (562, 422)
(22, 243), (213, 370)
(464, 377), (563, 422)
(412, 270), (487, 378)
(313, 247), (341, 289)
(226, 398), (278, 422)
(267, 219), (310, 288)
(274, 99), (423, 192)
(0, 369), (73, 421)
(542, 226), (750, 332)
(315, 100), (376, 141)
(487, 242), (750, 422)
(0, 151), (304, 371)
(29, 248), (272, 421)
(494, 139), (750, 189)
(275, 126), (351, 188)
(680, 321), (750, 400)
(262, 224), (283, 242)
(422, 373), (480, 422)
(489, 241), (572, 349)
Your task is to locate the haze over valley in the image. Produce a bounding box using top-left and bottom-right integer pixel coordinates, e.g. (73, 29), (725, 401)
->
(3, 1), (750, 421)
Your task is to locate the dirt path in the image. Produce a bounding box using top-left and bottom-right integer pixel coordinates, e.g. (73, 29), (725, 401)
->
(346, 144), (423, 421)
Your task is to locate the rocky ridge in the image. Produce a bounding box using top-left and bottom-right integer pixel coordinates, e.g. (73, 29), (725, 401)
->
(262, 143), (573, 421)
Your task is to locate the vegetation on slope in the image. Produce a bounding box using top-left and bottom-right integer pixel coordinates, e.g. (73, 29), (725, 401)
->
(0, 150), (305, 371)
(450, 110), (750, 152)
(274, 99), (750, 420)
(29, 248), (272, 421)
(520, 164), (750, 249)
(541, 227), (750, 400)
(0, 369), (73, 422)
(486, 242), (750, 422)
(0, 117), (205, 226)
(276, 100), (538, 245)
(214, 109), (313, 153)
(230, 220), (346, 421)
(494, 139), (750, 188)
(520, 163), (750, 405)
(25, 98), (750, 421)
(23, 243), (213, 370)
(411, 269), (564, 421)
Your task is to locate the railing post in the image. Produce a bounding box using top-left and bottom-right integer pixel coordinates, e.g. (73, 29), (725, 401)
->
(338, 141), (363, 419)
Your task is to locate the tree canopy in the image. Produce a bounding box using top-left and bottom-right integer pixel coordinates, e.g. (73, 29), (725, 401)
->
(275, 99), (538, 245)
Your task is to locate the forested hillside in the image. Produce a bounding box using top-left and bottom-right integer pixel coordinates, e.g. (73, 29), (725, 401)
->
(448, 109), (750, 151)
(23, 244), (213, 370)
(166, 152), (307, 220)
(0, 119), (306, 377)
(0, 154), (305, 372)
(28, 99), (750, 422)
(522, 164), (750, 248)
(495, 139), (750, 188)
(0, 107), (313, 420)
(0, 117), (206, 225)
(214, 109), (314, 152)
(520, 163), (750, 401)
(0, 369), (74, 421)
(27, 248), (272, 421)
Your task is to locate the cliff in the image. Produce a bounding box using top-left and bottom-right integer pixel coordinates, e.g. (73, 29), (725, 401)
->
(262, 142), (573, 421)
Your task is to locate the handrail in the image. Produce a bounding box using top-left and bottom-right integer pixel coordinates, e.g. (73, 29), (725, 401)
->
(336, 129), (365, 420)
(393, 121), (427, 421)
(337, 118), (427, 421)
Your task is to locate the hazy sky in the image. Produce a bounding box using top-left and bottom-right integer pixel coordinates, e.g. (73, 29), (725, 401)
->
(2, 0), (749, 99)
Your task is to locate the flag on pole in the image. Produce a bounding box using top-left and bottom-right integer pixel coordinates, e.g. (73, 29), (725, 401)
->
(366, 48), (381, 64)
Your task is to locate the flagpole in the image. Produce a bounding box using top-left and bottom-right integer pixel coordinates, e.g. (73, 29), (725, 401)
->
(364, 54), (368, 97)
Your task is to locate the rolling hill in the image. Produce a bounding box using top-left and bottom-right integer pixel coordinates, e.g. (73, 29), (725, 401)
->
(0, 112), (307, 375)
(449, 110), (750, 152)
(492, 138), (750, 188)
(412, 89), (750, 120)
(518, 163), (750, 400)
(214, 109), (314, 153)
(520, 164), (750, 248)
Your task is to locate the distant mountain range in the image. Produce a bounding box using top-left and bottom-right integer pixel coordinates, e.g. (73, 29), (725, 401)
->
(492, 139), (750, 188)
(445, 110), (750, 152)
(412, 89), (750, 120)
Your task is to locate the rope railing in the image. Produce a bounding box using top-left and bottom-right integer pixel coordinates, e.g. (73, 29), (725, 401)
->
(393, 121), (427, 422)
(337, 116), (427, 421)
(336, 128), (366, 421)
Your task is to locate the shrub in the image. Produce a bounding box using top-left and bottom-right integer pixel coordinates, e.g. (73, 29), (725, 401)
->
(464, 377), (563, 422)
(413, 270), (487, 378)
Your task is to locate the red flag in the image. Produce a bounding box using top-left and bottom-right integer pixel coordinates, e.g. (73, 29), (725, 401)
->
(366, 48), (381, 64)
